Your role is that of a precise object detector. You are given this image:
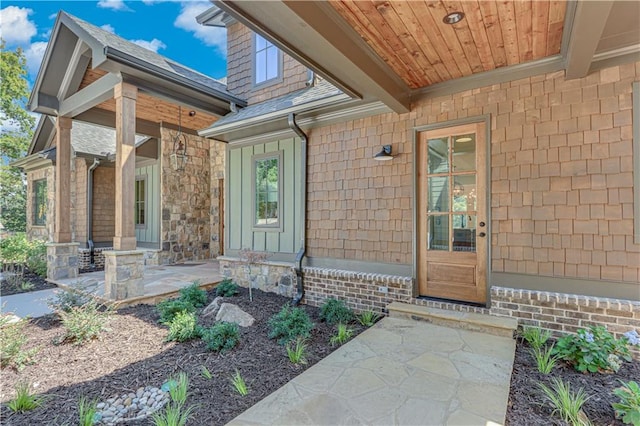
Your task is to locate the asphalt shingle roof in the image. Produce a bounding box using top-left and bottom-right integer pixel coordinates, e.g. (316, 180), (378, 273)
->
(208, 79), (345, 128)
(64, 12), (231, 96)
(71, 121), (148, 157)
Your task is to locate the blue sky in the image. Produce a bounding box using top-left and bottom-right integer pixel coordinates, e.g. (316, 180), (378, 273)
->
(0, 0), (228, 87)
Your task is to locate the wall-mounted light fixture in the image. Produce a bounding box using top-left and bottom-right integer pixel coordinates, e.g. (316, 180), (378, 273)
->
(170, 106), (192, 172)
(374, 145), (394, 161)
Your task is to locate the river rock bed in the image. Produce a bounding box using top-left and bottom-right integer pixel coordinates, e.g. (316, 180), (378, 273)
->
(95, 386), (169, 424)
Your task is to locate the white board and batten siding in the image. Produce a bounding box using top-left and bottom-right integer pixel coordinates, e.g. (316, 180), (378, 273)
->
(227, 138), (302, 256)
(135, 163), (160, 246)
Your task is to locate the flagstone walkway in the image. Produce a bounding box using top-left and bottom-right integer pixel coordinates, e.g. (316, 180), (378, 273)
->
(228, 316), (515, 426)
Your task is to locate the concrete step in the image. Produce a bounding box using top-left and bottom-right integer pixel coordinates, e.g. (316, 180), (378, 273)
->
(387, 301), (518, 338)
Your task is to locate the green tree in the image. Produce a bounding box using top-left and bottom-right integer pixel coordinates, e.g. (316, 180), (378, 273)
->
(1, 40), (35, 231)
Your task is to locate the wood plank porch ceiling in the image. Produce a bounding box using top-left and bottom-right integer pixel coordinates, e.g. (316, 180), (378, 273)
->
(328, 0), (567, 89)
(79, 68), (217, 130)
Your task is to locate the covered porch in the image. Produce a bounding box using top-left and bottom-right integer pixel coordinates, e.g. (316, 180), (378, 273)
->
(50, 259), (223, 306)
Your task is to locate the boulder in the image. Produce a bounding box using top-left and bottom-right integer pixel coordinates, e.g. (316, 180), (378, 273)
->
(201, 296), (223, 317)
(215, 303), (255, 327)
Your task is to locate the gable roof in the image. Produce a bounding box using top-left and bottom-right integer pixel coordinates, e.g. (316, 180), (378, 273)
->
(29, 11), (246, 119)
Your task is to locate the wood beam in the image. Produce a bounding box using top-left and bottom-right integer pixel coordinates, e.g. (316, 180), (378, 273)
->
(74, 108), (162, 138)
(59, 72), (123, 117)
(215, 0), (411, 114)
(113, 82), (138, 251)
(54, 117), (72, 243)
(565, 1), (614, 79)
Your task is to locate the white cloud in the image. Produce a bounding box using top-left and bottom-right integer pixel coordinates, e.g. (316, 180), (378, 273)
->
(24, 41), (47, 77)
(48, 13), (57, 20)
(0, 6), (37, 45)
(174, 1), (226, 54)
(100, 24), (115, 33)
(97, 0), (132, 12)
(130, 38), (166, 53)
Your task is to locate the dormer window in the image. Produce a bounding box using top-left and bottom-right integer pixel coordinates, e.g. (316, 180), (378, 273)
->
(253, 33), (282, 87)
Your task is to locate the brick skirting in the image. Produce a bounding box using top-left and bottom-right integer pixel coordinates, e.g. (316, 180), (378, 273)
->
(78, 247), (111, 270)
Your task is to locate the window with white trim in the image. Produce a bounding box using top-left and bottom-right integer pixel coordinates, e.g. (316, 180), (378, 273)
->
(253, 34), (281, 86)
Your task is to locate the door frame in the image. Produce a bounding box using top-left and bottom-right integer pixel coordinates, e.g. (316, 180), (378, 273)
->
(412, 115), (492, 306)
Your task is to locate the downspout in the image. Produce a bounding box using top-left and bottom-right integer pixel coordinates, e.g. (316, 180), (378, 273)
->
(87, 158), (100, 265)
(288, 113), (307, 305)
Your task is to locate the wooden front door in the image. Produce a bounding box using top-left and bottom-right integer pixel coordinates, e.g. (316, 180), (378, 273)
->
(417, 122), (487, 304)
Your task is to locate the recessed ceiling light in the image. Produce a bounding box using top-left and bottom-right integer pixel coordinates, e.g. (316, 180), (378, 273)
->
(456, 136), (473, 143)
(443, 12), (465, 25)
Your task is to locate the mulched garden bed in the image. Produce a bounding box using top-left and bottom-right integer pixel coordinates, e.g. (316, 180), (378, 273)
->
(0, 287), (366, 425)
(506, 338), (639, 425)
(0, 271), (56, 296)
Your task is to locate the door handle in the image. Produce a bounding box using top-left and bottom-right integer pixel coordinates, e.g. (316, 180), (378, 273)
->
(478, 232), (486, 237)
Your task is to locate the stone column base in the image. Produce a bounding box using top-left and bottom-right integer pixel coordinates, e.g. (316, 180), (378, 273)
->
(104, 250), (144, 300)
(46, 242), (79, 281)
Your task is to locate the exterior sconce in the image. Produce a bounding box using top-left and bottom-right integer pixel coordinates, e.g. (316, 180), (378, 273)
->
(374, 145), (394, 161)
(170, 106), (190, 172)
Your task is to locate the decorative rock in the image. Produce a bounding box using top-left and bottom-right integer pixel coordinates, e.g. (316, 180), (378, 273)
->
(202, 296), (224, 317)
(124, 398), (132, 407)
(96, 402), (106, 409)
(215, 303), (255, 327)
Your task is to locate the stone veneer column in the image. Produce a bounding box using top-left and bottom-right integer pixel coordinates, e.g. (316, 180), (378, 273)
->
(103, 250), (144, 300)
(46, 242), (79, 281)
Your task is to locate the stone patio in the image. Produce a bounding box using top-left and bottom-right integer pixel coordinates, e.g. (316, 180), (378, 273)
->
(49, 259), (222, 305)
(229, 316), (516, 426)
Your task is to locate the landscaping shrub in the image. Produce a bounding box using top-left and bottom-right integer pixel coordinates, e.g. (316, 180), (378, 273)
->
(166, 311), (202, 342)
(268, 305), (314, 345)
(520, 326), (552, 350)
(156, 299), (196, 325)
(319, 298), (354, 325)
(58, 300), (113, 345)
(553, 325), (632, 373)
(357, 309), (381, 327)
(612, 380), (640, 425)
(0, 234), (47, 278)
(215, 279), (239, 297)
(178, 282), (207, 308)
(286, 337), (308, 365)
(25, 240), (47, 277)
(0, 317), (37, 369)
(201, 321), (239, 353)
(47, 286), (93, 313)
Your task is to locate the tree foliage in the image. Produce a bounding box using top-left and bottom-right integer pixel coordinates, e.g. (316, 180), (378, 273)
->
(1, 39), (35, 231)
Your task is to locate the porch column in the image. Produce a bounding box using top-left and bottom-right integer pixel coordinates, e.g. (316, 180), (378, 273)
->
(47, 116), (78, 281)
(54, 117), (72, 243)
(113, 82), (137, 250)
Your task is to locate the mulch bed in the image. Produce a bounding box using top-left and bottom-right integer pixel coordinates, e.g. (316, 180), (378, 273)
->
(506, 338), (639, 425)
(0, 271), (56, 296)
(0, 287), (365, 425)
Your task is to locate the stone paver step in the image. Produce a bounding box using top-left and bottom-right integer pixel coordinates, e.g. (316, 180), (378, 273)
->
(387, 302), (518, 338)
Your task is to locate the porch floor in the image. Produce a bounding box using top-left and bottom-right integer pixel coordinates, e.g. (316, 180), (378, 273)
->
(50, 259), (223, 306)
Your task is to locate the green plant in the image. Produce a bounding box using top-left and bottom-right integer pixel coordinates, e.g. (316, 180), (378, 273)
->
(8, 382), (44, 413)
(178, 282), (207, 308)
(153, 373), (194, 426)
(201, 321), (239, 353)
(539, 378), (591, 426)
(58, 299), (113, 346)
(357, 309), (381, 327)
(521, 326), (552, 350)
(166, 311), (202, 343)
(612, 380), (640, 425)
(156, 299), (196, 325)
(19, 280), (35, 291)
(286, 337), (308, 365)
(553, 325), (632, 373)
(151, 403), (196, 426)
(215, 279), (239, 297)
(78, 397), (98, 426)
(25, 240), (47, 277)
(268, 304), (314, 345)
(230, 370), (249, 396)
(201, 365), (213, 380)
(531, 344), (559, 374)
(0, 317), (37, 369)
(319, 298), (354, 325)
(47, 286), (93, 313)
(330, 323), (354, 346)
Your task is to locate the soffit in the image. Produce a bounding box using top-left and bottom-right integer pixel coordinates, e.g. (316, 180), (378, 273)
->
(79, 67), (218, 130)
(597, 1), (640, 53)
(328, 0), (567, 90)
